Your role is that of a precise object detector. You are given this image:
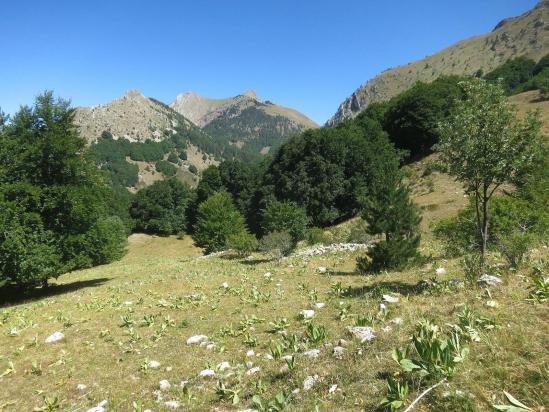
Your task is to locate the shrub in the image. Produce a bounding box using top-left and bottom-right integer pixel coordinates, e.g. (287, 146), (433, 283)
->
(305, 227), (329, 245)
(258, 231), (294, 262)
(188, 164), (198, 174)
(484, 56), (536, 94)
(347, 220), (372, 244)
(192, 192), (248, 254)
(84, 216), (127, 265)
(358, 236), (418, 273)
(227, 231), (258, 258)
(261, 200), (308, 242)
(167, 152), (179, 164)
(497, 231), (535, 269)
(461, 253), (484, 285)
(155, 160), (177, 177)
(179, 150), (188, 160)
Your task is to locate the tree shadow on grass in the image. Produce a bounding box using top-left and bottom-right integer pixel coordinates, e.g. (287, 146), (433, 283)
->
(343, 280), (426, 298)
(240, 258), (273, 265)
(0, 277), (111, 307)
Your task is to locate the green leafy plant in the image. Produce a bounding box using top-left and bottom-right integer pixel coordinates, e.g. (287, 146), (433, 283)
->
(492, 391), (533, 411)
(379, 377), (409, 411)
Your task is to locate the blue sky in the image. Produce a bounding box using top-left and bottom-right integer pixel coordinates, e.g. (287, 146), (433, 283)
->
(0, 0), (538, 124)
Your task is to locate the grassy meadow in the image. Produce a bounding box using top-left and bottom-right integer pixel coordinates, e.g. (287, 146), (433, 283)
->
(0, 168), (547, 412)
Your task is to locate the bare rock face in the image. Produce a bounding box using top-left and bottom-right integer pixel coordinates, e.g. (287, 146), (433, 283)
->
(327, 1), (549, 125)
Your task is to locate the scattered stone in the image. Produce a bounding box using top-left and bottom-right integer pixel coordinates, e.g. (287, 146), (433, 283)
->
(180, 380), (189, 387)
(165, 366), (173, 372)
(199, 369), (216, 378)
(206, 343), (215, 350)
(317, 266), (327, 274)
(291, 388), (301, 395)
(329, 384), (338, 394)
(303, 374), (320, 390)
(478, 274), (503, 287)
(148, 360), (161, 368)
(303, 349), (320, 358)
(297, 243), (373, 257)
(279, 364), (290, 374)
(76, 384), (87, 391)
(45, 331), (65, 343)
(164, 400), (180, 409)
(486, 300), (499, 308)
(347, 326), (376, 342)
(246, 367), (261, 376)
(221, 282), (229, 289)
(246, 350), (255, 357)
(264, 272), (272, 280)
(332, 346), (346, 359)
(391, 317), (403, 325)
(86, 400), (107, 412)
(186, 335), (209, 345)
(217, 361), (231, 371)
(264, 353), (274, 360)
(382, 326), (392, 333)
(379, 303), (387, 312)
(159, 379), (171, 390)
(123, 301), (133, 305)
(314, 302), (326, 309)
(436, 267), (447, 275)
(282, 355), (294, 362)
(382, 294), (399, 303)
(300, 309), (315, 319)
(337, 338), (349, 346)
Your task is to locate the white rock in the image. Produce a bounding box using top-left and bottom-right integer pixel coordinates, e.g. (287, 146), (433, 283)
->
(314, 302), (326, 309)
(264, 353), (274, 360)
(303, 349), (320, 358)
(246, 366), (261, 376)
(164, 400), (180, 409)
(486, 300), (499, 308)
(329, 384), (338, 394)
(180, 380), (188, 387)
(282, 355), (294, 361)
(300, 309), (315, 319)
(478, 275), (503, 287)
(303, 374), (320, 391)
(221, 282), (229, 289)
(206, 343), (215, 350)
(246, 361), (254, 369)
(159, 379), (171, 390)
(317, 266), (327, 274)
(45, 331), (65, 343)
(333, 346), (346, 359)
(123, 300), (133, 305)
(246, 350), (255, 357)
(86, 400), (107, 412)
(148, 360), (161, 368)
(217, 361), (231, 371)
(347, 326), (376, 342)
(291, 388), (300, 395)
(391, 317), (403, 325)
(187, 335), (209, 345)
(436, 267), (447, 275)
(76, 384), (87, 391)
(379, 303), (387, 311)
(264, 272), (272, 279)
(382, 294), (399, 303)
(199, 369), (216, 378)
(382, 326), (392, 333)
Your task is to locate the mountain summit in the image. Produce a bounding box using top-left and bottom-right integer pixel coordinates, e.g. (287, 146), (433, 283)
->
(327, 1), (549, 125)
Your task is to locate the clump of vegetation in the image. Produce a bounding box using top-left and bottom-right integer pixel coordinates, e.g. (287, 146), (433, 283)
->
(0, 92), (127, 290)
(260, 200), (308, 242)
(226, 231), (258, 258)
(258, 231), (294, 262)
(130, 178), (194, 235)
(437, 78), (542, 264)
(192, 192), (248, 254)
(155, 160), (177, 177)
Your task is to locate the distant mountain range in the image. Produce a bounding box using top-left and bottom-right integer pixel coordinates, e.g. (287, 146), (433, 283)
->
(328, 0), (549, 125)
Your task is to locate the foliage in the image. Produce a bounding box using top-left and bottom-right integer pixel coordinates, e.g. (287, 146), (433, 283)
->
(258, 231), (294, 262)
(155, 160), (177, 177)
(226, 231), (258, 258)
(260, 200), (308, 242)
(358, 145), (421, 272)
(485, 56), (536, 94)
(192, 192), (248, 254)
(383, 76), (465, 158)
(437, 78), (542, 260)
(492, 391), (534, 412)
(264, 117), (396, 227)
(130, 179), (194, 235)
(305, 227), (329, 245)
(0, 92), (127, 289)
(379, 377), (409, 411)
(527, 266), (549, 304)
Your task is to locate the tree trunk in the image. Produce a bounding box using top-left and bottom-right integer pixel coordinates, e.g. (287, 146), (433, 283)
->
(480, 186), (489, 266)
(42, 278), (49, 289)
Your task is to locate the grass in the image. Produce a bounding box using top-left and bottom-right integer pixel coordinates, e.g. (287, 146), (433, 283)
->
(0, 171), (547, 411)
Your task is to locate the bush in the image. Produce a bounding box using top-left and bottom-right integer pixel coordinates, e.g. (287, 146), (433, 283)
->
(155, 160), (177, 177)
(347, 220), (372, 244)
(258, 231), (294, 262)
(357, 236), (418, 273)
(188, 164), (198, 174)
(305, 227), (329, 245)
(167, 152), (179, 164)
(192, 192), (248, 254)
(179, 150), (188, 161)
(226, 231), (258, 258)
(485, 56), (536, 94)
(261, 200), (308, 242)
(497, 231), (535, 269)
(461, 253), (484, 285)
